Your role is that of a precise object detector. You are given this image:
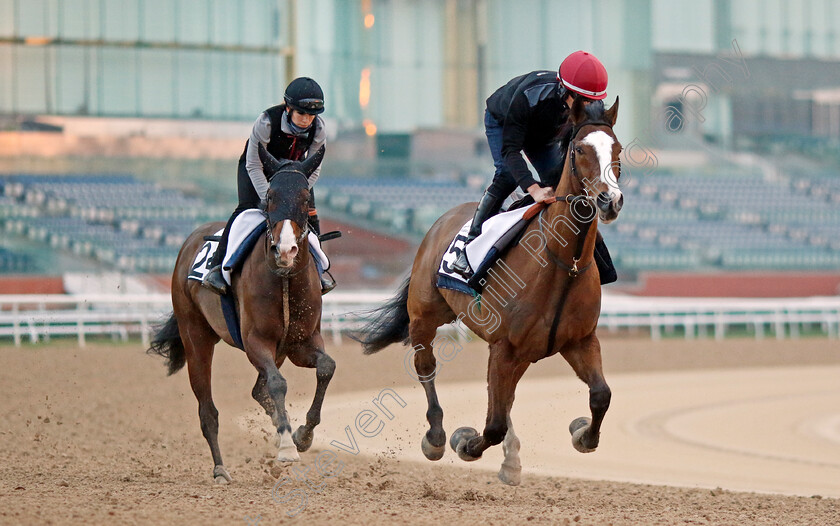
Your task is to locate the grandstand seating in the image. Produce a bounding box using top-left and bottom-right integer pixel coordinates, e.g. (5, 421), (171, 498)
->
(0, 174), (224, 273)
(318, 166), (840, 274)
(2, 164), (838, 276)
(0, 246), (34, 273)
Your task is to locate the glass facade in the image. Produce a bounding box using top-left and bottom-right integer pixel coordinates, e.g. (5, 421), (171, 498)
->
(2, 0), (840, 140)
(0, 0), (288, 119)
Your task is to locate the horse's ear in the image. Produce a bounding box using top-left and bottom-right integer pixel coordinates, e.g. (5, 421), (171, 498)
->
(570, 95), (587, 126)
(258, 143), (291, 175)
(300, 145), (326, 177)
(604, 96), (619, 127)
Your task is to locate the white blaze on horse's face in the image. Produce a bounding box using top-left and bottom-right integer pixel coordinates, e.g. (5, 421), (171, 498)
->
(275, 219), (298, 267)
(581, 130), (623, 223)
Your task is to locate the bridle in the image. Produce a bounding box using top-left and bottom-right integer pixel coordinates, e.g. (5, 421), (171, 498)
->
(537, 121), (615, 277)
(262, 191), (310, 278)
(538, 120), (616, 359)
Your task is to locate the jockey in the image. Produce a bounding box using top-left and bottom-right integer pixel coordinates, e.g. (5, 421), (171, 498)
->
(452, 50), (618, 284)
(202, 76), (335, 295)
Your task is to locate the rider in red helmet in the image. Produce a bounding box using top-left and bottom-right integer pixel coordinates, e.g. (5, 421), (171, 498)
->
(202, 77), (335, 295)
(452, 51), (617, 284)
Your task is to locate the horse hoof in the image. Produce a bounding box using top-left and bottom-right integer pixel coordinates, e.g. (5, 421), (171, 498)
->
(213, 465), (232, 484)
(450, 427), (481, 462)
(571, 423), (597, 453)
(449, 427), (477, 451)
(275, 429), (301, 462)
(421, 434), (445, 461)
(498, 465), (521, 486)
(292, 426), (313, 453)
(569, 416), (591, 435)
(276, 449), (301, 463)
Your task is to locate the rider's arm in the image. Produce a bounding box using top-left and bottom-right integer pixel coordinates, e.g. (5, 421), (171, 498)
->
(244, 112), (273, 200)
(304, 117), (327, 189)
(500, 94), (538, 193)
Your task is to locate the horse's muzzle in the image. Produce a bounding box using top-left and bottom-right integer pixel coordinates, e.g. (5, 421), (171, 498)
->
(597, 192), (623, 223)
(272, 243), (298, 269)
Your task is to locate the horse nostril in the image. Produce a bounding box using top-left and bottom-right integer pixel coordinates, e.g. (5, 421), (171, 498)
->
(615, 194), (624, 212)
(287, 245), (298, 261)
(597, 192), (611, 212)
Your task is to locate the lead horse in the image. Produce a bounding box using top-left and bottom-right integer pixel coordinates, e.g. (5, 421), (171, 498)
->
(357, 96), (623, 485)
(148, 145), (334, 484)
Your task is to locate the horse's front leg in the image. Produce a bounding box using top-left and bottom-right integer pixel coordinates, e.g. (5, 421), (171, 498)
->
(451, 340), (530, 462)
(286, 334), (335, 452)
(561, 333), (611, 452)
(245, 334), (299, 462)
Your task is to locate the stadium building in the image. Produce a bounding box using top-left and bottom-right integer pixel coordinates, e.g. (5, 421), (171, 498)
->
(1, 0), (839, 296)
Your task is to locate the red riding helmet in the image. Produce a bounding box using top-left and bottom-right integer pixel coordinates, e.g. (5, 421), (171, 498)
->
(558, 51), (608, 100)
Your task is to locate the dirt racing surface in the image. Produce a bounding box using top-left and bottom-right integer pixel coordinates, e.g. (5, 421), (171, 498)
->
(1, 336), (839, 525)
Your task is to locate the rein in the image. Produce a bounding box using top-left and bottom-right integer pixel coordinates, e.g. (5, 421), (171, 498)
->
(261, 208), (310, 352)
(536, 123), (608, 358)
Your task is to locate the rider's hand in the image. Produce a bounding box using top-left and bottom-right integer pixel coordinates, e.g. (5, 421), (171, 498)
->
(527, 184), (554, 203)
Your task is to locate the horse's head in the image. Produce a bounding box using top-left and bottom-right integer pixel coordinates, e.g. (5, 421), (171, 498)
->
(562, 96), (623, 224)
(258, 143), (324, 271)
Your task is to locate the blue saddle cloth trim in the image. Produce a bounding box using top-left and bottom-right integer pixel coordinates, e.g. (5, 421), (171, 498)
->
(309, 244), (324, 276)
(224, 222), (267, 274)
(436, 274), (476, 295)
(221, 293), (244, 350)
(219, 222), (267, 351)
(467, 247), (501, 291)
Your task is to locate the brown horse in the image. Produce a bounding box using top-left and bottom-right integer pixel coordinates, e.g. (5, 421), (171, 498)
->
(357, 96), (622, 485)
(148, 145), (334, 484)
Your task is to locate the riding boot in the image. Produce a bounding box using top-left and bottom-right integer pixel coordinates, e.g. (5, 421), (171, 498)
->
(201, 218), (233, 295)
(452, 190), (505, 277)
(594, 232), (617, 285)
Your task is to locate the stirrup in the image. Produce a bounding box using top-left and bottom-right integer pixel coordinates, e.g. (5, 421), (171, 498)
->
(320, 271), (336, 295)
(452, 250), (473, 278)
(201, 266), (228, 295)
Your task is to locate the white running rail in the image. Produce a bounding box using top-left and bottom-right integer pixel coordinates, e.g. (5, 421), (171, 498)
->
(1, 292), (838, 347)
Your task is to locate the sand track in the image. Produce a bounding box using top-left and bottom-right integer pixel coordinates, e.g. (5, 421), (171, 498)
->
(1, 337), (838, 525)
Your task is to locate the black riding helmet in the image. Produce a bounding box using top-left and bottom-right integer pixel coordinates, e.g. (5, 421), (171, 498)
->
(284, 77), (325, 115)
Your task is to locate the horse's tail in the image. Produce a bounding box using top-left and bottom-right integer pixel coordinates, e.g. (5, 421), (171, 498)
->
(352, 276), (412, 354)
(147, 312), (186, 375)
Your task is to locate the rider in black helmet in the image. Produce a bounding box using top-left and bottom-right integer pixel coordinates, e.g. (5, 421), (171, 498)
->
(202, 77), (335, 295)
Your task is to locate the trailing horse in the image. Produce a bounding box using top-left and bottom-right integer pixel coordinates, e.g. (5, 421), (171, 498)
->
(357, 96), (623, 485)
(148, 145), (334, 484)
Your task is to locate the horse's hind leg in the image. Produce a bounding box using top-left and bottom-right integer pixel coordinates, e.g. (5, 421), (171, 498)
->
(409, 317), (447, 461)
(561, 333), (611, 453)
(286, 334), (336, 452)
(498, 414), (522, 486)
(451, 339), (530, 462)
(182, 319), (231, 483)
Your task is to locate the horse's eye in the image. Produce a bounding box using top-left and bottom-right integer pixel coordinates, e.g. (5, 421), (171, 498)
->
(575, 146), (583, 155)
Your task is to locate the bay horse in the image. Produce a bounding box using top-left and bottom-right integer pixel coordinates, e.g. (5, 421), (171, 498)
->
(148, 145), (334, 484)
(357, 96), (622, 485)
